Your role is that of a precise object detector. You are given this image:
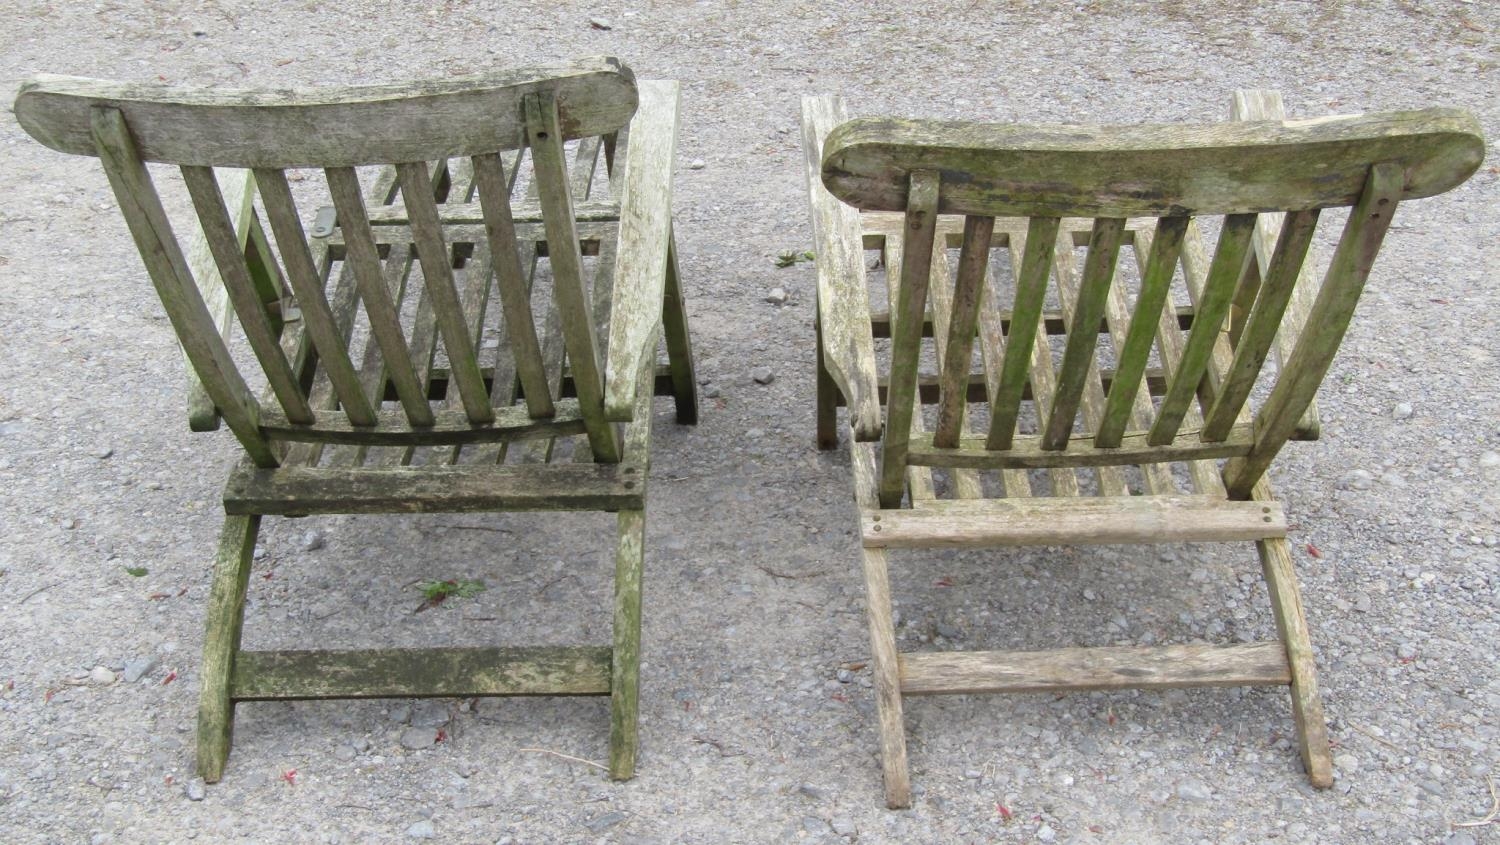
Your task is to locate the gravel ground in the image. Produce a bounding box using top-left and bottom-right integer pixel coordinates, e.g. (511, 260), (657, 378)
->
(2, 2), (1498, 843)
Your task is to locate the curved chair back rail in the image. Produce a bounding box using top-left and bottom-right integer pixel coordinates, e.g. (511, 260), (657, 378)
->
(821, 110), (1484, 218)
(14, 57), (637, 167)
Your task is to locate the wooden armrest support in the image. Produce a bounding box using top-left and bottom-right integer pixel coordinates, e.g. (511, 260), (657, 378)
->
(604, 80), (679, 422)
(801, 96), (882, 441)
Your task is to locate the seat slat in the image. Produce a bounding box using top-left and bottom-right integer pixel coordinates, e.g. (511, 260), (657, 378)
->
(899, 642), (1291, 695)
(224, 461), (642, 515)
(908, 421), (1252, 470)
(258, 401), (588, 445)
(230, 646), (612, 700)
(862, 494), (1285, 548)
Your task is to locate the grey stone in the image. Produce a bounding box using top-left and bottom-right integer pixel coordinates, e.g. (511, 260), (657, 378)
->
(405, 820), (435, 839)
(410, 701), (451, 728)
(1334, 753), (1360, 774)
(802, 817), (830, 835)
(688, 158), (705, 170)
(400, 727), (439, 750)
(300, 530), (326, 552)
(935, 622), (963, 640)
(1393, 402), (1414, 420)
(389, 703), (413, 724)
(765, 287), (788, 305)
(1036, 822), (1057, 842)
(122, 655), (158, 683)
(1176, 779), (1212, 801)
(588, 17), (612, 30)
(798, 783), (828, 801)
(185, 778), (206, 801)
(585, 812), (626, 832)
(830, 816), (856, 836)
(1396, 642), (1418, 660)
(334, 745), (357, 762)
(94, 447), (113, 459)
(751, 367), (775, 385)
(88, 666), (115, 685)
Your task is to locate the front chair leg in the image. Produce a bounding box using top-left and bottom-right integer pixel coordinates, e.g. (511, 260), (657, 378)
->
(862, 544), (912, 808)
(609, 509), (646, 780)
(1258, 536), (1334, 787)
(196, 513), (260, 783)
(660, 227), (699, 425)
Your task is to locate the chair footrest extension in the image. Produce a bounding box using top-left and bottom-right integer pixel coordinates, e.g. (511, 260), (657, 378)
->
(863, 495), (1285, 548)
(229, 646), (613, 700)
(899, 642), (1291, 695)
(224, 463), (644, 515)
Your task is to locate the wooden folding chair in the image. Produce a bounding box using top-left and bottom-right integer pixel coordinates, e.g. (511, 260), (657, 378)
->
(15, 56), (697, 782)
(801, 90), (1482, 807)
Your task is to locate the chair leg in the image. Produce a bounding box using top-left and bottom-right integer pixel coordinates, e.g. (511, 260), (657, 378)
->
(660, 227), (699, 425)
(1258, 536), (1333, 788)
(861, 545), (912, 808)
(196, 514), (260, 783)
(609, 509), (645, 780)
(815, 314), (839, 451)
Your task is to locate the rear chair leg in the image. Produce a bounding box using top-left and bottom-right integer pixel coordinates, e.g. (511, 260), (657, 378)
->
(660, 228), (699, 425)
(609, 509), (645, 780)
(862, 545), (912, 808)
(197, 514), (260, 783)
(815, 314), (839, 451)
(1258, 536), (1333, 788)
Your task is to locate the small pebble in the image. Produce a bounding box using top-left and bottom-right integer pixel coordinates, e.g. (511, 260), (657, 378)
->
(1396, 642), (1418, 660)
(688, 158), (705, 170)
(122, 655), (159, 684)
(1334, 753), (1360, 774)
(185, 778), (206, 801)
(1392, 402), (1413, 420)
(334, 745), (357, 762)
(300, 530), (326, 552)
(400, 727), (439, 750)
(94, 447), (113, 459)
(585, 812), (626, 832)
(1176, 779), (1212, 801)
(588, 17), (612, 30)
(830, 817), (856, 836)
(765, 287), (788, 305)
(751, 367), (775, 385)
(1036, 822), (1057, 842)
(405, 820), (435, 839)
(802, 817), (830, 835)
(88, 666), (116, 685)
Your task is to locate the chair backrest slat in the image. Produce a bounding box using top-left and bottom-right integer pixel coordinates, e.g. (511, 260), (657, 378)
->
(473, 150), (554, 418)
(324, 166), (435, 426)
(1043, 217), (1124, 451)
(395, 160), (495, 425)
(89, 107), (277, 466)
(181, 165), (313, 426)
(877, 169), (940, 507)
(1147, 214), (1257, 446)
(1223, 162), (1404, 496)
(1095, 216), (1187, 448)
(822, 104), (1482, 499)
(984, 216), (1057, 451)
(525, 90), (619, 462)
(932, 214), (993, 448)
(255, 166), (377, 426)
(1201, 208), (1319, 441)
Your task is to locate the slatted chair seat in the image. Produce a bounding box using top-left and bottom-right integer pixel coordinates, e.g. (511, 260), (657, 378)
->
(801, 90), (1483, 808)
(15, 56), (698, 783)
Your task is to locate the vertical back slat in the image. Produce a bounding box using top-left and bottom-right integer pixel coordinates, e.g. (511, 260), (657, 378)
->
(181, 165), (313, 425)
(524, 90), (619, 462)
(325, 166), (435, 427)
(255, 166), (377, 427)
(89, 108), (276, 467)
(920, 223), (981, 498)
(1095, 216), (1188, 447)
(932, 215), (994, 448)
(877, 227), (936, 504)
(878, 169), (940, 508)
(1223, 163), (1403, 497)
(1202, 209), (1319, 441)
(473, 151), (554, 418)
(396, 161), (494, 424)
(1149, 214), (1258, 446)
(1042, 217), (1124, 451)
(985, 216), (1058, 450)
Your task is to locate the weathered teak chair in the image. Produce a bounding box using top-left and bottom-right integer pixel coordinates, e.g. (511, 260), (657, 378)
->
(15, 57), (697, 782)
(801, 90), (1482, 807)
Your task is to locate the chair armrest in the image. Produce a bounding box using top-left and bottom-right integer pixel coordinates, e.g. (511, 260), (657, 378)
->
(184, 168), (256, 431)
(604, 80), (679, 422)
(800, 96), (882, 441)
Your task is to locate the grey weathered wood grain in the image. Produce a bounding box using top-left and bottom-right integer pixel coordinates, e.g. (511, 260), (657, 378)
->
(820, 110), (1484, 217)
(900, 642), (1291, 695)
(230, 646), (613, 699)
(17, 57), (638, 166)
(801, 96), (883, 442)
(183, 167), (256, 431)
